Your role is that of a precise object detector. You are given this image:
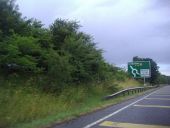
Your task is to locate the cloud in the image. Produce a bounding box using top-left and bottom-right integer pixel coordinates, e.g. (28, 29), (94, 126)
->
(17, 0), (78, 27)
(159, 64), (170, 76)
(16, 0), (170, 75)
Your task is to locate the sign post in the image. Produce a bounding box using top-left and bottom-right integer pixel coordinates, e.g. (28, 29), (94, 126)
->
(128, 61), (151, 85)
(144, 77), (146, 86)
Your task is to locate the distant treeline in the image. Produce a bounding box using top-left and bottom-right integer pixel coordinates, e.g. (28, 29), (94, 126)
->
(158, 74), (170, 85)
(133, 57), (170, 85)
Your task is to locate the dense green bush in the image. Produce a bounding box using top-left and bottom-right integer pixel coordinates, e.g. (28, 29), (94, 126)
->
(0, 0), (127, 92)
(0, 35), (42, 72)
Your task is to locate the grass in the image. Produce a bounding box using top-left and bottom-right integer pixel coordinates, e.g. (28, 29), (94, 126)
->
(117, 78), (142, 89)
(0, 77), (141, 128)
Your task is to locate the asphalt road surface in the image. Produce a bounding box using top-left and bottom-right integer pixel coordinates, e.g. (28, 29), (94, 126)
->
(53, 85), (170, 128)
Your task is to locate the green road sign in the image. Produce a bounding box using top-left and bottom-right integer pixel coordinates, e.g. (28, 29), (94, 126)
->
(128, 61), (151, 78)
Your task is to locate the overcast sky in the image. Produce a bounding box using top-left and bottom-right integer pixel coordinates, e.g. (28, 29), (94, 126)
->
(16, 0), (170, 76)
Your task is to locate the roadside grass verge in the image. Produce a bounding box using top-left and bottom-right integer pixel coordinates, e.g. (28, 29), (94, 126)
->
(117, 78), (142, 89)
(0, 78), (141, 128)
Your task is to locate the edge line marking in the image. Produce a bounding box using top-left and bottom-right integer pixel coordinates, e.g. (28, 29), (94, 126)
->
(134, 104), (170, 109)
(145, 98), (170, 100)
(83, 89), (159, 128)
(99, 121), (170, 128)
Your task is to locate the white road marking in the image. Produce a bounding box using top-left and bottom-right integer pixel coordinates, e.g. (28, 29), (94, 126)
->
(134, 104), (170, 109)
(83, 89), (159, 128)
(99, 121), (170, 128)
(145, 98), (170, 100)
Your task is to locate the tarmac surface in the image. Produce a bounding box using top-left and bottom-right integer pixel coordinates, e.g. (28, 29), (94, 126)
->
(53, 85), (170, 128)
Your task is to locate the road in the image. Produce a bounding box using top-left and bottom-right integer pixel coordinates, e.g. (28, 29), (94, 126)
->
(53, 85), (170, 128)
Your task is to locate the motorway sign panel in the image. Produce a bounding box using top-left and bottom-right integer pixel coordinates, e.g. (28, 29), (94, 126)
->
(128, 61), (151, 78)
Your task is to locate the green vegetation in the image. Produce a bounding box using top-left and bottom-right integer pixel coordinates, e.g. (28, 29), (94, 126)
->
(0, 0), (120, 92)
(133, 56), (170, 85)
(0, 1), (168, 128)
(158, 74), (170, 85)
(0, 1), (140, 127)
(0, 75), (141, 128)
(133, 56), (159, 84)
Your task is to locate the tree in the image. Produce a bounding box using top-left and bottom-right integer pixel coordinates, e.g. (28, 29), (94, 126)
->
(50, 19), (80, 50)
(158, 73), (170, 85)
(50, 19), (113, 83)
(0, 0), (121, 92)
(0, 35), (44, 73)
(0, 0), (24, 37)
(0, 0), (49, 39)
(46, 50), (73, 91)
(133, 56), (159, 84)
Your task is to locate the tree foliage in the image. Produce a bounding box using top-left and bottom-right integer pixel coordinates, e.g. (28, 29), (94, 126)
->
(1, 0), (167, 92)
(133, 56), (159, 84)
(157, 73), (170, 85)
(0, 0), (121, 92)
